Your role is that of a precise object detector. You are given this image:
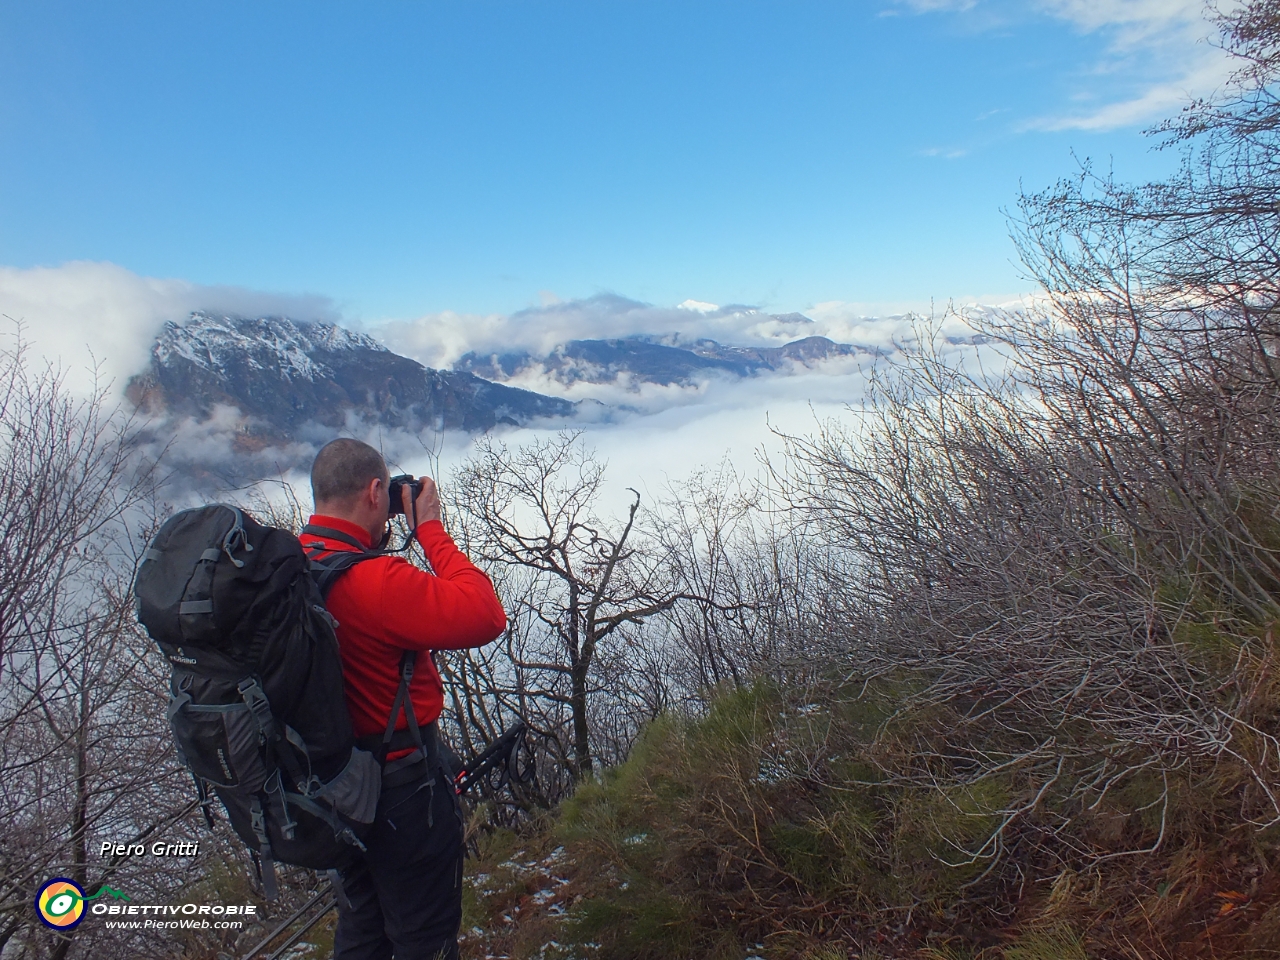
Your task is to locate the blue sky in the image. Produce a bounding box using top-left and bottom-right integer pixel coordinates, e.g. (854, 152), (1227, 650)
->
(0, 0), (1228, 321)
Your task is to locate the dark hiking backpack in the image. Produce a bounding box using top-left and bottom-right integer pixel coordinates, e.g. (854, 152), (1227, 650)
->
(133, 505), (382, 898)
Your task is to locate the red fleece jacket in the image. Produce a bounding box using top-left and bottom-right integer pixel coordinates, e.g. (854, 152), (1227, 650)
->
(301, 515), (505, 748)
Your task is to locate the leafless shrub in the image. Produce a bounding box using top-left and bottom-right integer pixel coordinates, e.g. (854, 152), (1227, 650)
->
(768, 1), (1280, 911)
(0, 329), (224, 959)
(653, 461), (839, 695)
(446, 431), (693, 790)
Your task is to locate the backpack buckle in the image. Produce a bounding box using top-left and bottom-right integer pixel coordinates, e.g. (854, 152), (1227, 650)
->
(236, 678), (279, 741)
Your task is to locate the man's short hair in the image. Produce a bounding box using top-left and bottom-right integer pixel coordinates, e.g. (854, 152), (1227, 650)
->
(311, 439), (388, 506)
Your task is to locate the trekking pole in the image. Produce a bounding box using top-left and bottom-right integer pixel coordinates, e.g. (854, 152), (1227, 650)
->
(239, 884), (335, 960)
(260, 892), (337, 960)
(454, 720), (531, 796)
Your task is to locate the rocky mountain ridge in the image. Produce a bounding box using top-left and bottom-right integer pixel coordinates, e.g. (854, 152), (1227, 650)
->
(128, 313), (578, 444)
(455, 331), (873, 386)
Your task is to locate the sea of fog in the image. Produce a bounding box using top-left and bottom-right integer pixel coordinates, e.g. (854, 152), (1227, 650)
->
(1, 261), (1021, 517)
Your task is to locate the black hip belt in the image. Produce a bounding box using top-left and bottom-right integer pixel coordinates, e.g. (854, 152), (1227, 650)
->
(358, 722), (441, 787)
(356, 722), (436, 759)
(380, 757), (431, 790)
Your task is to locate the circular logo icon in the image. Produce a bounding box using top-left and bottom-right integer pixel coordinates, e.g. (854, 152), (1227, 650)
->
(35, 878), (86, 929)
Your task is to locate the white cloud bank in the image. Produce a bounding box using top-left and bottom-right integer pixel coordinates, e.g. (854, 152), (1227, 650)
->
(372, 294), (1019, 509)
(0, 261), (337, 398)
(371, 291), (1017, 372)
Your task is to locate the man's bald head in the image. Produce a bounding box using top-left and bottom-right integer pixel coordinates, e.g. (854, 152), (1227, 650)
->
(311, 438), (388, 508)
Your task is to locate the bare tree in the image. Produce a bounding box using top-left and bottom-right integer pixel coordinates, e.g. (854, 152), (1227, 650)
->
(450, 432), (687, 780)
(653, 461), (835, 696)
(0, 331), (224, 960)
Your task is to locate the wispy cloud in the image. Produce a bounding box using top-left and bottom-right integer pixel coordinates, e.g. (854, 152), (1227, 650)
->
(898, 0), (1238, 132)
(1028, 0), (1234, 131)
(1030, 54), (1231, 131)
(1039, 0), (1205, 38)
(919, 146), (969, 159)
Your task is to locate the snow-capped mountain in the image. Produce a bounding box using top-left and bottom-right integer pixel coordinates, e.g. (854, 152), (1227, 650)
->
(128, 313), (577, 440)
(151, 313), (389, 383)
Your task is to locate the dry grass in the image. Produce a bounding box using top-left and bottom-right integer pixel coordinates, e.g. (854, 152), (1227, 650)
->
(456, 674), (1280, 959)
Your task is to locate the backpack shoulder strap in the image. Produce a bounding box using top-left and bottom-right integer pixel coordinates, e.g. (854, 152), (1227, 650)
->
(300, 524), (385, 600)
(301, 523), (369, 553)
(307, 549), (383, 600)
(377, 650), (430, 771)
(300, 525), (431, 771)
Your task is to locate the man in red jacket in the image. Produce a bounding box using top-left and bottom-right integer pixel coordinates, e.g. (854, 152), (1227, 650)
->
(301, 438), (505, 960)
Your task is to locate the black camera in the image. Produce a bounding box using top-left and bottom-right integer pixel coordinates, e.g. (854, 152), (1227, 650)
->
(387, 474), (422, 517)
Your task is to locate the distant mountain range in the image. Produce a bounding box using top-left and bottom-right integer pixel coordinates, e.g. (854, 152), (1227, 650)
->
(127, 313), (872, 454)
(456, 333), (873, 386)
(127, 313), (577, 446)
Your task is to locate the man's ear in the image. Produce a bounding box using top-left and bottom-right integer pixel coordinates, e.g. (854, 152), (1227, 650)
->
(365, 475), (383, 510)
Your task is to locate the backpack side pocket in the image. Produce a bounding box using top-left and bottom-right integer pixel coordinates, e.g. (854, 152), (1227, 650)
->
(168, 694), (268, 791)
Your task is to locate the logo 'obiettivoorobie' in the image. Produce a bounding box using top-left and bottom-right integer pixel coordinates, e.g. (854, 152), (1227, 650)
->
(35, 878), (130, 930)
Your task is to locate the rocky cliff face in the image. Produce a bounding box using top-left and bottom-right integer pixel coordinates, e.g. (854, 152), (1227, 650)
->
(127, 313), (578, 441)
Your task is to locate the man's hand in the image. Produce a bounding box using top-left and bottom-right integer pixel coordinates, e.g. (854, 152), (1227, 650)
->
(403, 475), (442, 525)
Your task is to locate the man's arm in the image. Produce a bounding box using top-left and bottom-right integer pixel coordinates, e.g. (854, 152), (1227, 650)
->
(375, 518), (506, 651)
